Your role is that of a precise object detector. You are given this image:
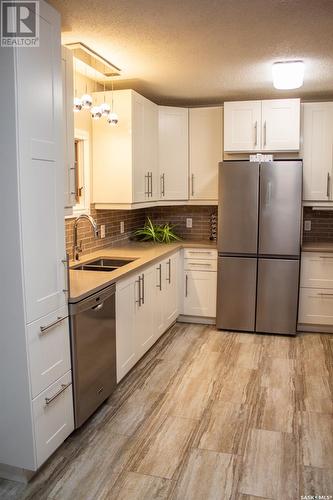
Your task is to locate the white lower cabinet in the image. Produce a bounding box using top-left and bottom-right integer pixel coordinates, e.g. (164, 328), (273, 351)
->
(27, 306), (71, 398)
(298, 251), (333, 328)
(33, 371), (74, 468)
(116, 251), (180, 382)
(182, 249), (218, 318)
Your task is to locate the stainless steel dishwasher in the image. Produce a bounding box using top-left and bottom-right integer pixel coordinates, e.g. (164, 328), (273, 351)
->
(69, 284), (116, 428)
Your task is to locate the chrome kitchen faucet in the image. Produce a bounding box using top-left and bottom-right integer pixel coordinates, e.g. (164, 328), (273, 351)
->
(73, 214), (99, 261)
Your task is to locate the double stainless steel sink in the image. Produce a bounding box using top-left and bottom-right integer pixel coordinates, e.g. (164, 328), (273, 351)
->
(71, 257), (137, 272)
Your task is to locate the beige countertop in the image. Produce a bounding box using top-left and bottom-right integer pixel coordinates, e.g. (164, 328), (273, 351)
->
(68, 240), (217, 303)
(302, 242), (333, 253)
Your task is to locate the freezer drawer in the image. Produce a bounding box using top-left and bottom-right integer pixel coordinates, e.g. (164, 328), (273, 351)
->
(216, 256), (257, 331)
(259, 161), (302, 256)
(218, 162), (259, 254)
(256, 258), (299, 335)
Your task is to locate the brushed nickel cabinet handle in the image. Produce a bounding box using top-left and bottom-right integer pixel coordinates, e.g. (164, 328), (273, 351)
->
(40, 316), (66, 335)
(156, 264), (162, 290)
(141, 273), (145, 305)
(327, 172), (331, 198)
(62, 254), (70, 294)
(319, 292), (333, 297)
(135, 276), (141, 306)
(167, 258), (171, 283)
(185, 274), (188, 297)
(191, 174), (194, 196)
(254, 121), (258, 146)
(145, 173), (149, 196)
(45, 383), (71, 406)
(264, 120), (267, 147)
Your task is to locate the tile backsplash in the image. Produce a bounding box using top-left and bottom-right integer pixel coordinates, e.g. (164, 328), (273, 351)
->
(303, 207), (333, 242)
(65, 205), (218, 258)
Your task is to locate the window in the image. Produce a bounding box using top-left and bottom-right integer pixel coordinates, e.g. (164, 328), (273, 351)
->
(72, 129), (90, 215)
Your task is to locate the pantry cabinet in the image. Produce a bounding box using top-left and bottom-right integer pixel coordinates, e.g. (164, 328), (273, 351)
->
(302, 102), (333, 202)
(189, 107), (223, 200)
(298, 252), (333, 329)
(0, 0), (73, 481)
(224, 98), (300, 152)
(158, 106), (188, 200)
(92, 90), (158, 208)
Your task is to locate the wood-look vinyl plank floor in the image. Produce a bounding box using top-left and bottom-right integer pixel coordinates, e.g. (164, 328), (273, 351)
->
(0, 325), (332, 500)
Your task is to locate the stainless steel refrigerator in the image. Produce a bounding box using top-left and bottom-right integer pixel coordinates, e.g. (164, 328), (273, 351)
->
(216, 160), (302, 335)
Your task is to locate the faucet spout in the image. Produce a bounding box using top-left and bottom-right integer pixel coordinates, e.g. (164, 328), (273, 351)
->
(73, 214), (99, 261)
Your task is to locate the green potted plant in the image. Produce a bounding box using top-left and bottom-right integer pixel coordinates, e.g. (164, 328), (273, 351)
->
(134, 217), (181, 243)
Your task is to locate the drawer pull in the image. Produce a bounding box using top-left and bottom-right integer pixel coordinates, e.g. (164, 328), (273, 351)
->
(319, 292), (333, 297)
(319, 256), (333, 259)
(45, 382), (71, 406)
(189, 262), (212, 266)
(40, 316), (66, 335)
(188, 251), (213, 255)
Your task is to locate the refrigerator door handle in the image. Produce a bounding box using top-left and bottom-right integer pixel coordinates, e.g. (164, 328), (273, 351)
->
(265, 181), (272, 207)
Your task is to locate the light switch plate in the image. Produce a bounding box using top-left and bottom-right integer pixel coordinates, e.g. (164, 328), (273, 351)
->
(304, 220), (312, 231)
(186, 218), (192, 228)
(100, 224), (105, 238)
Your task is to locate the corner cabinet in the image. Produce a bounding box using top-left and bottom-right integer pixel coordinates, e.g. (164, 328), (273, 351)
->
(92, 90), (158, 209)
(0, 0), (73, 481)
(158, 106), (188, 200)
(302, 102), (333, 202)
(189, 107), (223, 201)
(224, 98), (300, 152)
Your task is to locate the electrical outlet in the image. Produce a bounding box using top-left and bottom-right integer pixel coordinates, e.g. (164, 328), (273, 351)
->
(120, 221), (125, 234)
(186, 218), (192, 228)
(304, 220), (312, 231)
(100, 224), (105, 239)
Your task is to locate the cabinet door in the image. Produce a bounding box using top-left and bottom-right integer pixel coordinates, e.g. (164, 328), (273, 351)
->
(16, 9), (67, 322)
(61, 46), (75, 212)
(136, 266), (155, 357)
(224, 101), (261, 152)
(302, 102), (333, 201)
(262, 98), (300, 151)
(132, 93), (147, 202)
(154, 261), (166, 339)
(116, 276), (137, 382)
(158, 106), (188, 200)
(183, 270), (217, 317)
(189, 107), (223, 200)
(164, 253), (179, 327)
(145, 100), (159, 201)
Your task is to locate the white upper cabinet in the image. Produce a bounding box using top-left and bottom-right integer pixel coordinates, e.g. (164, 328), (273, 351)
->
(158, 106), (188, 200)
(224, 99), (300, 152)
(61, 46), (75, 213)
(189, 107), (223, 200)
(302, 102), (333, 201)
(224, 101), (261, 152)
(261, 98), (300, 151)
(92, 89), (158, 208)
(17, 11), (67, 323)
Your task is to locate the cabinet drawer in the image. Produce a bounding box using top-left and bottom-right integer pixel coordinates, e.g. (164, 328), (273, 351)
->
(183, 248), (217, 260)
(27, 306), (71, 398)
(33, 370), (74, 468)
(298, 287), (333, 325)
(301, 252), (333, 288)
(184, 258), (217, 272)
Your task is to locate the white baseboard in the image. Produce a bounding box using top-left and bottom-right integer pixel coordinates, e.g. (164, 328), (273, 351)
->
(177, 315), (216, 325)
(0, 463), (35, 483)
(297, 323), (333, 334)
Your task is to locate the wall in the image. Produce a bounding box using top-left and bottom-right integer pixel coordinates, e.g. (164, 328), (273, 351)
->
(303, 207), (333, 243)
(65, 205), (217, 259)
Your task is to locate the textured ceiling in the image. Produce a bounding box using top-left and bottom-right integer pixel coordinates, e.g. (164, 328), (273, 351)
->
(50, 0), (333, 105)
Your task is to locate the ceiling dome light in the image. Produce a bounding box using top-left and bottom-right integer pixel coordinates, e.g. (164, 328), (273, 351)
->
(107, 111), (119, 126)
(272, 61), (304, 90)
(81, 93), (93, 109)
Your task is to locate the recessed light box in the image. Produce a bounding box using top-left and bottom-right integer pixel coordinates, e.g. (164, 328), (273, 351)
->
(272, 61), (304, 90)
(66, 42), (121, 81)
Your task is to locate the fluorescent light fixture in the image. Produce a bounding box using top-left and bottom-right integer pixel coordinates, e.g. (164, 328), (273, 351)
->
(272, 61), (304, 89)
